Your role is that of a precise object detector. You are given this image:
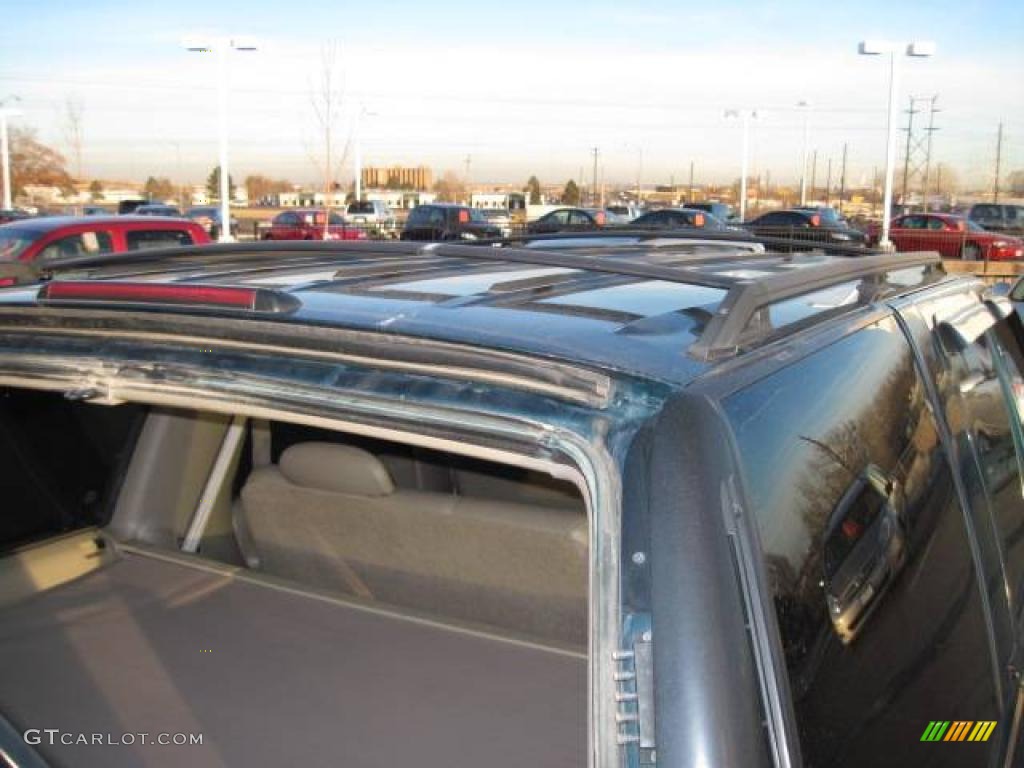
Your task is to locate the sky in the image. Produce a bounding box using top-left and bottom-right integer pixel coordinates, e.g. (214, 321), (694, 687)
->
(1, 0), (1022, 190)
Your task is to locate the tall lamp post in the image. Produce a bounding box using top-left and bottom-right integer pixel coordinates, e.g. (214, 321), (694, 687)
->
(857, 40), (935, 250)
(0, 100), (23, 211)
(182, 36), (258, 242)
(725, 109), (758, 222)
(797, 100), (811, 206)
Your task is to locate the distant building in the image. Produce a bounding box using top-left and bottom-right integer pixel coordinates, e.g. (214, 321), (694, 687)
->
(366, 190), (437, 209)
(312, 191), (347, 207)
(470, 192), (528, 211)
(361, 165), (433, 191)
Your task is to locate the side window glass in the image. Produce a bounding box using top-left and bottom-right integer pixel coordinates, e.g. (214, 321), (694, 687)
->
(935, 305), (1024, 621)
(724, 317), (999, 765)
(985, 325), (1024, 615)
(37, 231), (114, 261)
(124, 230), (193, 250)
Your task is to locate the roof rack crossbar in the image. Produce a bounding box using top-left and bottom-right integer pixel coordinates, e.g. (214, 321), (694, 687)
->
(418, 243), (752, 291)
(689, 250), (942, 361)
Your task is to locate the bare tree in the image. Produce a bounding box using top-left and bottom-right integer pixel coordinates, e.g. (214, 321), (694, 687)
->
(62, 95), (84, 182)
(307, 42), (350, 239)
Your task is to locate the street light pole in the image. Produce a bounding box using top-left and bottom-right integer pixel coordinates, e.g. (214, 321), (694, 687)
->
(798, 101), (811, 206)
(183, 35), (258, 242)
(858, 40), (935, 250)
(215, 45), (231, 238)
(0, 109), (21, 211)
(725, 109), (757, 221)
(0, 100), (23, 211)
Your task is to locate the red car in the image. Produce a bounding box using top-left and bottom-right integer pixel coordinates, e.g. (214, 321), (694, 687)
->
(868, 213), (1024, 261)
(262, 209), (367, 241)
(0, 216), (210, 264)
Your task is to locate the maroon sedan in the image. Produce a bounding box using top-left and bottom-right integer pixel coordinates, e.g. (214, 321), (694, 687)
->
(262, 209), (368, 241)
(0, 216), (210, 264)
(868, 213), (1024, 261)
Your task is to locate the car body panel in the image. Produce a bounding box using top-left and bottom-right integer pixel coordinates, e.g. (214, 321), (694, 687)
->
(873, 213), (1024, 260)
(262, 209), (367, 241)
(0, 216), (210, 263)
(401, 204), (501, 241)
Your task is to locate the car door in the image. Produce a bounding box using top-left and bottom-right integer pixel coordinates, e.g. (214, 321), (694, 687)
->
(568, 210), (596, 231)
(1006, 207), (1024, 236)
(890, 215), (926, 252)
(640, 211), (671, 229)
(533, 209), (570, 233)
(268, 213), (287, 240)
(925, 216), (961, 258)
(32, 229), (116, 262)
(896, 293), (1024, 762)
(973, 204), (1004, 231)
(724, 311), (1005, 766)
(755, 211), (805, 240)
(887, 215), (911, 250)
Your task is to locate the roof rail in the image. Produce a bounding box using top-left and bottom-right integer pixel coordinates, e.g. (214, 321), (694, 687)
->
(688, 250), (942, 361)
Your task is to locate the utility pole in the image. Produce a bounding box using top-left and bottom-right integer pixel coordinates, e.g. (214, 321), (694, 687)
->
(810, 149), (818, 202)
(591, 147), (599, 207)
(688, 160), (694, 203)
(921, 95), (940, 210)
(635, 147), (642, 205)
(872, 165), (879, 216)
(901, 96), (918, 204)
(825, 157), (832, 206)
(839, 143), (848, 209)
(994, 121), (1003, 203)
(464, 154), (471, 187)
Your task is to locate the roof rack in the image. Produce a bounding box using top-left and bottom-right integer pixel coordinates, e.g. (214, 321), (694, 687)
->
(0, 241), (944, 362)
(688, 250), (942, 361)
(494, 227), (876, 258)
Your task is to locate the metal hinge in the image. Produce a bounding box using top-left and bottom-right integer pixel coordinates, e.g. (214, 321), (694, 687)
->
(613, 634), (656, 758)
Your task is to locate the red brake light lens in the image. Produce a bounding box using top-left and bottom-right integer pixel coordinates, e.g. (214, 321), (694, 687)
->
(810, 214), (821, 227)
(458, 210), (469, 224)
(694, 213), (705, 228)
(38, 281), (299, 313)
(595, 212), (606, 226)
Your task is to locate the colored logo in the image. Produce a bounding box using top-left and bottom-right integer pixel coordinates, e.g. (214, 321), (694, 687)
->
(921, 721), (997, 742)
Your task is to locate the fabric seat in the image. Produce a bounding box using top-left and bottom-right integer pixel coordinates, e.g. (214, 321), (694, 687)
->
(235, 442), (587, 645)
